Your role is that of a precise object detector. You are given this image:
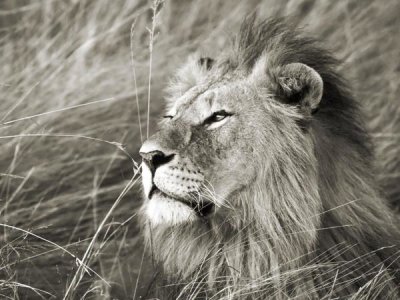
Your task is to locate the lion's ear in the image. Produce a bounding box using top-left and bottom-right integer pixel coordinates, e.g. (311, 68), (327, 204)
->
(275, 63), (323, 114)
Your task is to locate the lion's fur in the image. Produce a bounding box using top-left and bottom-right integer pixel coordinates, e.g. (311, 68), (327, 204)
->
(141, 17), (400, 299)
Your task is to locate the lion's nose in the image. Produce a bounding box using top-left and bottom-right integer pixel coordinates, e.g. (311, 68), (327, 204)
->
(139, 142), (175, 171)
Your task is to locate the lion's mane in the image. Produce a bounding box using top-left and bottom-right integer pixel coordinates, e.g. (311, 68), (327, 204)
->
(142, 17), (400, 299)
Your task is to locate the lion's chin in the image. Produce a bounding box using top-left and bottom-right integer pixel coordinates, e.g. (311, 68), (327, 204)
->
(144, 193), (198, 226)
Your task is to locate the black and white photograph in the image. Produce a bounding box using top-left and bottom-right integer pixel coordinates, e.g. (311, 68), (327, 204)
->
(1, 1), (400, 299)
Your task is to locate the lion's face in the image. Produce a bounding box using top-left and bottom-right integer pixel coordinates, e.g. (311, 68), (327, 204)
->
(140, 82), (258, 225)
(140, 55), (323, 226)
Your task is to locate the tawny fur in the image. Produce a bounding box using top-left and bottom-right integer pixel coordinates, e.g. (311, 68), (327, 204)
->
(140, 17), (400, 299)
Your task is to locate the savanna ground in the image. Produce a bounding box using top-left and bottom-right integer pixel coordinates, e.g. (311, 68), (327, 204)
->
(0, 0), (399, 299)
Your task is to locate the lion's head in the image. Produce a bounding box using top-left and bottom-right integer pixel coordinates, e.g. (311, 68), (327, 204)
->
(139, 17), (400, 299)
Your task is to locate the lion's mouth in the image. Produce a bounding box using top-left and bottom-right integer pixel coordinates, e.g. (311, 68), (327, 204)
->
(149, 185), (214, 217)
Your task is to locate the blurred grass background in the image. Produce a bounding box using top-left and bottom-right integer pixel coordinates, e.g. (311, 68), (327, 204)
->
(0, 0), (399, 299)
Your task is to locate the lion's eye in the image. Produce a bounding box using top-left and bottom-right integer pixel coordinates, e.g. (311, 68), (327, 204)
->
(163, 115), (174, 120)
(211, 114), (226, 122)
(205, 111), (232, 123)
(204, 110), (233, 129)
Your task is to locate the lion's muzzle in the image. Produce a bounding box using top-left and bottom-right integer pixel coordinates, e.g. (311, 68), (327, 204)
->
(139, 138), (214, 224)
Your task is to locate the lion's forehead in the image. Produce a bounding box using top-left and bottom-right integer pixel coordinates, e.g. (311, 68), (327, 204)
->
(171, 79), (250, 123)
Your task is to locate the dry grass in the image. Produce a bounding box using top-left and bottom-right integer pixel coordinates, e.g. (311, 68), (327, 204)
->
(0, 0), (399, 299)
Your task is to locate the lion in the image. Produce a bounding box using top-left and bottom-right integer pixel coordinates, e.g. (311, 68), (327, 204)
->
(138, 17), (400, 299)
